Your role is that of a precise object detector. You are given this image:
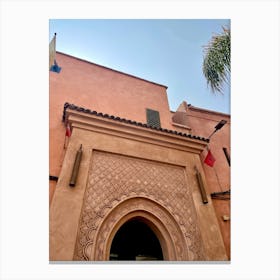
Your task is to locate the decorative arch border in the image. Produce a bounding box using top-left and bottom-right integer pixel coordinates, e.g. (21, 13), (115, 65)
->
(90, 196), (189, 261)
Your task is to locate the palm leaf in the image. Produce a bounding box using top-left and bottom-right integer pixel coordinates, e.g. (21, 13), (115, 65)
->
(203, 27), (230, 94)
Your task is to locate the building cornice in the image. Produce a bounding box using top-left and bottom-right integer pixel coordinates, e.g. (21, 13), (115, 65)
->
(63, 103), (209, 154)
(63, 103), (209, 142)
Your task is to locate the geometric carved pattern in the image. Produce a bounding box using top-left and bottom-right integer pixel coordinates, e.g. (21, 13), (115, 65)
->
(93, 197), (185, 260)
(73, 151), (205, 260)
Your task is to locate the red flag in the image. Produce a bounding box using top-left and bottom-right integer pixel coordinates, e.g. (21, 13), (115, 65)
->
(204, 150), (216, 167)
(65, 123), (71, 137)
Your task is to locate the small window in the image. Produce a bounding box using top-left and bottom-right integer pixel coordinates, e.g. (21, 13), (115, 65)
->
(146, 108), (161, 129)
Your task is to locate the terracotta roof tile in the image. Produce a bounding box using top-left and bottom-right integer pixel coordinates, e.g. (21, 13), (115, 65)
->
(62, 102), (209, 143)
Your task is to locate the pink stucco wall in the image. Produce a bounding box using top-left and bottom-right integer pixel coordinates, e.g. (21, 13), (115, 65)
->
(171, 103), (231, 258)
(50, 52), (173, 180)
(190, 107), (230, 259)
(49, 53), (172, 179)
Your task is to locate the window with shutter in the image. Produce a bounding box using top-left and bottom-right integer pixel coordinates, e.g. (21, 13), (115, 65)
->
(146, 108), (161, 129)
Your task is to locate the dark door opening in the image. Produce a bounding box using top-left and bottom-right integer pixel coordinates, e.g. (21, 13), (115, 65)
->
(109, 219), (163, 261)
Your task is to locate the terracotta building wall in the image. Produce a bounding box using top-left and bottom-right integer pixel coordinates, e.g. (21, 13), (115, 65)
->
(50, 52), (173, 187)
(171, 102), (231, 258)
(190, 107), (230, 259)
(50, 52), (172, 124)
(171, 102), (230, 191)
(186, 107), (230, 192)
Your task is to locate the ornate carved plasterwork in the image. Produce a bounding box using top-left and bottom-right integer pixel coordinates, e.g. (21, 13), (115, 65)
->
(73, 151), (205, 261)
(93, 197), (187, 260)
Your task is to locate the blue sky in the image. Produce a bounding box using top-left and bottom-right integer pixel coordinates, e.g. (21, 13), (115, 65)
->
(49, 19), (230, 114)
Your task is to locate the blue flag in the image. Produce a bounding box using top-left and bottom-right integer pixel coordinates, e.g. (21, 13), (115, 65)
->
(49, 33), (61, 73)
(50, 60), (61, 73)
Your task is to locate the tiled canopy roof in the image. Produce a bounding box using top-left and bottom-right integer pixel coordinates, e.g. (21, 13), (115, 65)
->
(63, 102), (209, 143)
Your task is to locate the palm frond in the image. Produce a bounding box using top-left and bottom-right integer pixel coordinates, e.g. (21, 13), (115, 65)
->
(203, 27), (230, 94)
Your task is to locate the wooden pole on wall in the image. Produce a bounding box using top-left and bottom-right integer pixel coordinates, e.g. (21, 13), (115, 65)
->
(195, 166), (208, 204)
(69, 144), (83, 187)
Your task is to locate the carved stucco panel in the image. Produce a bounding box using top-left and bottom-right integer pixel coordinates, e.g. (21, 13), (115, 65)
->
(93, 197), (187, 260)
(74, 151), (205, 260)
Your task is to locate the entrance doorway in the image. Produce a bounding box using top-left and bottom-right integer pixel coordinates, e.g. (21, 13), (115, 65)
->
(109, 218), (163, 261)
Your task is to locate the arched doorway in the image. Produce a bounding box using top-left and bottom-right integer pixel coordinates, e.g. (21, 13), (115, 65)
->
(109, 218), (163, 261)
(90, 197), (190, 261)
